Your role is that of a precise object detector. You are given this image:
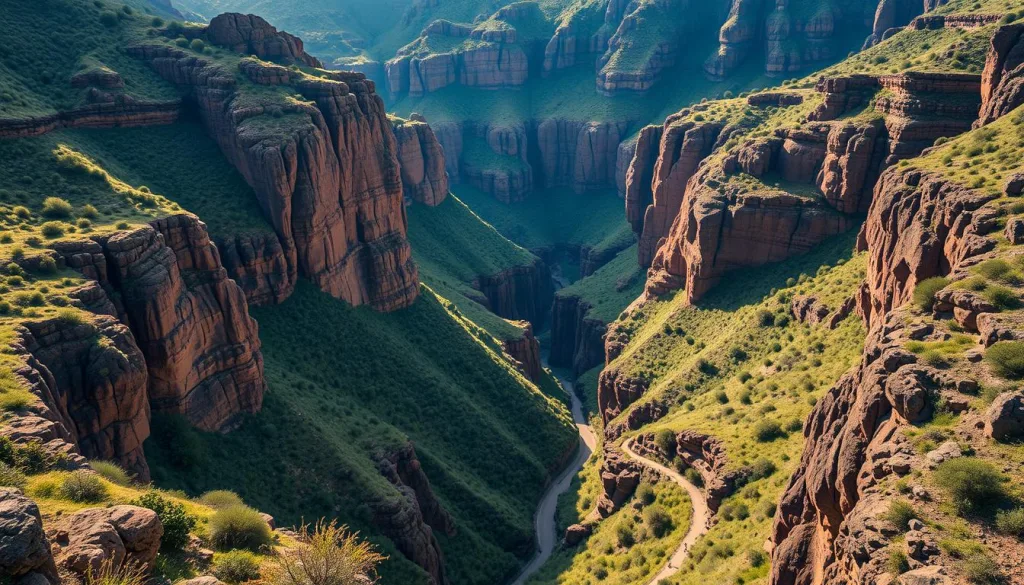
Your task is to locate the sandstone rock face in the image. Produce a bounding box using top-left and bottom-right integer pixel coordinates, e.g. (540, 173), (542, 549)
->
(550, 293), (607, 378)
(596, 449), (642, 517)
(0, 489), (58, 585)
(215, 232), (295, 306)
(502, 323), (544, 382)
(475, 258), (553, 328)
(625, 125), (663, 234)
(633, 430), (739, 511)
(536, 119), (631, 193)
(596, 367), (649, 425)
(858, 168), (998, 327)
(54, 506), (163, 576)
(393, 119), (449, 206)
(977, 22), (1024, 126)
(18, 316), (151, 480)
(129, 45), (419, 312)
(0, 93), (180, 139)
(791, 295), (856, 329)
(95, 216), (265, 432)
(375, 443), (454, 585)
(205, 13), (321, 67)
(865, 0), (924, 47)
(637, 120), (722, 267)
(816, 119), (888, 214)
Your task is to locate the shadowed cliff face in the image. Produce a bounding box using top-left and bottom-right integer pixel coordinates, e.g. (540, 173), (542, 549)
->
(978, 22), (1024, 126)
(128, 17), (420, 312)
(393, 117), (450, 206)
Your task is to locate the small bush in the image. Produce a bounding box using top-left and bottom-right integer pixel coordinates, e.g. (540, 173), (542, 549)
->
(635, 483), (656, 506)
(643, 504), (672, 538)
(983, 285), (1019, 310)
(747, 549), (766, 567)
(213, 550), (261, 584)
(963, 553), (1001, 584)
(99, 10), (119, 27)
(41, 197), (73, 218)
(190, 39), (206, 52)
(59, 471), (108, 503)
(749, 458), (776, 481)
(210, 505), (273, 551)
(132, 491), (197, 551)
(933, 458), (1007, 515)
(264, 519), (385, 585)
(887, 549), (910, 575)
(913, 277), (949, 311)
(977, 259), (1011, 280)
(13, 206), (31, 219)
(201, 490), (246, 509)
(714, 390), (729, 404)
(986, 341), (1024, 379)
(40, 222), (65, 238)
(882, 500), (918, 532)
(79, 204), (99, 218)
(757, 309), (774, 327)
(615, 519), (635, 547)
(89, 461), (131, 486)
(774, 314), (791, 327)
(0, 462), (26, 489)
(84, 558), (146, 585)
(753, 420), (784, 442)
(684, 468), (703, 487)
(995, 507), (1024, 539)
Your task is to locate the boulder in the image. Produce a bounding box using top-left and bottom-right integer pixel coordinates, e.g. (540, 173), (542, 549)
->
(1005, 217), (1024, 244)
(564, 523), (591, 546)
(55, 506), (162, 576)
(985, 391), (1024, 441)
(0, 489), (58, 584)
(899, 566), (951, 585)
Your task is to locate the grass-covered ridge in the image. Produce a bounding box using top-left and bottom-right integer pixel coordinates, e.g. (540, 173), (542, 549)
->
(147, 283), (578, 585)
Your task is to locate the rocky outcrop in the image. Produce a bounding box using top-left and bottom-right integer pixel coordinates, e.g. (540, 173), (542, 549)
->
(864, 0), (924, 47)
(91, 216), (265, 432)
(215, 232), (295, 306)
(816, 119), (888, 214)
(633, 430), (739, 512)
(595, 0), (685, 94)
(977, 22), (1024, 126)
(985, 391), (1024, 441)
(596, 366), (649, 425)
(502, 323), (544, 383)
(791, 295), (856, 329)
(17, 315), (151, 480)
(393, 117), (449, 206)
(0, 93), (179, 139)
(625, 125), (663, 234)
(53, 506), (163, 576)
(374, 443), (454, 585)
(204, 13), (322, 67)
(0, 488), (59, 585)
(474, 258), (553, 328)
(549, 293), (607, 378)
(128, 44), (419, 312)
(595, 448), (642, 517)
(637, 120), (722, 267)
(809, 75), (882, 122)
(858, 168), (998, 327)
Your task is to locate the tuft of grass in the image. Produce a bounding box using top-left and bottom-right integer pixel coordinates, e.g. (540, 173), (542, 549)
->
(995, 508), (1024, 539)
(985, 341), (1024, 379)
(213, 550), (261, 584)
(200, 490), (246, 509)
(963, 553), (1001, 585)
(882, 500), (918, 532)
(0, 462), (27, 489)
(209, 505), (274, 552)
(983, 285), (1020, 310)
(59, 470), (108, 503)
(264, 519), (386, 585)
(887, 548), (910, 575)
(932, 458), (1007, 515)
(913, 277), (949, 311)
(41, 196), (73, 218)
(753, 420), (784, 442)
(89, 461), (131, 486)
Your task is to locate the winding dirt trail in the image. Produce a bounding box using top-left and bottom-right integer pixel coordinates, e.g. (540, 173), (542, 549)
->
(621, 438), (711, 585)
(511, 370), (597, 585)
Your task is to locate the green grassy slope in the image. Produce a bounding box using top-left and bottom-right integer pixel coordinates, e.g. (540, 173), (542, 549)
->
(557, 243), (645, 324)
(148, 283), (578, 584)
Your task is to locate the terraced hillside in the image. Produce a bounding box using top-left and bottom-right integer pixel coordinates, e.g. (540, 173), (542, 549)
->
(0, 3), (580, 585)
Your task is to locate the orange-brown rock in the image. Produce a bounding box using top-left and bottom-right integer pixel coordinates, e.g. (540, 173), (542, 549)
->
(637, 120), (722, 267)
(393, 118), (449, 206)
(128, 44), (419, 312)
(205, 13), (322, 67)
(215, 232), (295, 306)
(17, 315), (151, 480)
(977, 22), (1024, 126)
(0, 488), (60, 585)
(858, 168), (998, 327)
(596, 366), (649, 425)
(633, 429), (739, 511)
(53, 506), (163, 576)
(374, 442), (454, 585)
(816, 119), (888, 214)
(808, 75), (881, 122)
(625, 125), (663, 233)
(502, 323), (544, 383)
(0, 94), (180, 139)
(595, 448), (642, 517)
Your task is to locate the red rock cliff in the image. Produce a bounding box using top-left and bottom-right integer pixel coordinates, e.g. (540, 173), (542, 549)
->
(978, 22), (1024, 126)
(393, 116), (450, 206)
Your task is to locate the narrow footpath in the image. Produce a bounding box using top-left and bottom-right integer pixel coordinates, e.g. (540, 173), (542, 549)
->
(621, 438), (711, 585)
(511, 368), (598, 585)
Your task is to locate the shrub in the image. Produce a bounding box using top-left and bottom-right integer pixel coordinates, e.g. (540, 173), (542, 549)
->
(984, 285), (1019, 310)
(654, 429), (676, 456)
(986, 341), (1024, 379)
(201, 490), (246, 509)
(887, 549), (909, 575)
(753, 420), (784, 442)
(89, 461), (131, 486)
(714, 390), (729, 404)
(0, 462), (26, 489)
(190, 39), (206, 52)
(785, 418), (803, 432)
(747, 549), (766, 567)
(132, 491), (197, 551)
(773, 314), (791, 327)
(210, 505), (273, 551)
(882, 500), (918, 532)
(40, 222), (65, 238)
(913, 277), (949, 311)
(635, 483), (656, 506)
(79, 204), (98, 218)
(643, 504), (672, 538)
(41, 197), (73, 218)
(213, 550), (261, 584)
(684, 468), (703, 487)
(615, 520), (635, 547)
(995, 507), (1024, 539)
(933, 458), (1007, 514)
(977, 259), (1011, 280)
(99, 10), (119, 27)
(757, 309), (774, 327)
(59, 471), (108, 503)
(963, 553), (1001, 584)
(264, 519), (385, 585)
(13, 206), (31, 219)
(749, 458), (776, 481)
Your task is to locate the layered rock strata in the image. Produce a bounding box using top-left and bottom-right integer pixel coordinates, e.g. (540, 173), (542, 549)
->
(502, 323), (544, 383)
(474, 258), (553, 328)
(129, 39), (419, 312)
(549, 293), (608, 378)
(977, 22), (1024, 126)
(393, 117), (450, 206)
